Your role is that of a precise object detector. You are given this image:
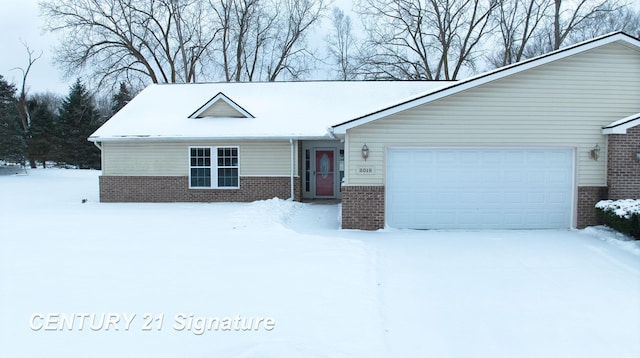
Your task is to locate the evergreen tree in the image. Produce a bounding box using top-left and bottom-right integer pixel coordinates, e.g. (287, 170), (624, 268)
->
(111, 82), (132, 115)
(27, 98), (57, 168)
(57, 79), (101, 169)
(0, 75), (26, 163)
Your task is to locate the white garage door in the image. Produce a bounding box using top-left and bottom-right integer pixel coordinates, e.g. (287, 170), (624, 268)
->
(386, 148), (574, 229)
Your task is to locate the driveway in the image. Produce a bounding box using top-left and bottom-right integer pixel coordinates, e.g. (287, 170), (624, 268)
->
(358, 228), (640, 358)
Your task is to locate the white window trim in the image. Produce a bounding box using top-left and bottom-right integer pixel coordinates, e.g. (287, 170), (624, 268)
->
(188, 146), (240, 189)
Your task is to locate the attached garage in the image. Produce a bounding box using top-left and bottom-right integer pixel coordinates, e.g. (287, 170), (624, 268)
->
(386, 147), (575, 229)
(331, 33), (639, 230)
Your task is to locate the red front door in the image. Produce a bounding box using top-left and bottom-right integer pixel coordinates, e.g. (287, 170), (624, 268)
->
(315, 150), (334, 197)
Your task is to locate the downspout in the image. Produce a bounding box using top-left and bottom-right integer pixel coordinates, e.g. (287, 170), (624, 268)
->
(290, 138), (295, 201)
(92, 141), (104, 172)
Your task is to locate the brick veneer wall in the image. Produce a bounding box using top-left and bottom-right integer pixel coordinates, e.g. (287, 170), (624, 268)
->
(341, 186), (385, 230)
(607, 126), (640, 199)
(100, 176), (300, 202)
(577, 186), (608, 228)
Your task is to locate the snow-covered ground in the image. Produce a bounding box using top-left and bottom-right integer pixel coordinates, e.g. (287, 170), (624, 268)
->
(1, 169), (639, 358)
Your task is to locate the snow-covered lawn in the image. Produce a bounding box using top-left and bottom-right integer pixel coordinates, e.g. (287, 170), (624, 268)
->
(1, 169), (639, 358)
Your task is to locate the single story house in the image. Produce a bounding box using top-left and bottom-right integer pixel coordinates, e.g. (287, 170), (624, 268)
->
(89, 32), (640, 230)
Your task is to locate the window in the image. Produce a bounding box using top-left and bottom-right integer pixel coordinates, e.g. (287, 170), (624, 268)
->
(190, 147), (211, 187)
(189, 146), (239, 189)
(217, 147), (239, 187)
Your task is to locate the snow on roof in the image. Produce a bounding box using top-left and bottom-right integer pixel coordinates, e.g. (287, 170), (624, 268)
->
(602, 112), (640, 134)
(89, 81), (451, 141)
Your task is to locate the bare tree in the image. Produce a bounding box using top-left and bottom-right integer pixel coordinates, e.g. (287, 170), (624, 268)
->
(40, 0), (328, 85)
(40, 0), (217, 88)
(487, 0), (635, 69)
(209, 0), (326, 82)
(212, 0), (272, 81)
(11, 41), (42, 134)
(515, 0), (621, 59)
(550, 0), (616, 50)
(325, 7), (360, 80)
(489, 0), (551, 67)
(568, 4), (640, 41)
(267, 0), (327, 81)
(355, 0), (497, 80)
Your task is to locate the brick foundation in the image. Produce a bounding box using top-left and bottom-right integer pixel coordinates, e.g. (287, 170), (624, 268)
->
(100, 176), (300, 202)
(607, 126), (640, 199)
(577, 186), (608, 228)
(341, 186), (385, 230)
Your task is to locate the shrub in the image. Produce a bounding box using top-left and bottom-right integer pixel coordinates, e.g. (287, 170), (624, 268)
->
(595, 199), (640, 239)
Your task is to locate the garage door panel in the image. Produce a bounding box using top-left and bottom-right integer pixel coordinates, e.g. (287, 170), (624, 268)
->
(386, 147), (574, 229)
(414, 150), (435, 163)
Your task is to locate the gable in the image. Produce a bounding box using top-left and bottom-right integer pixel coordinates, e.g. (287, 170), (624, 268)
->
(189, 92), (254, 119)
(341, 39), (640, 188)
(331, 32), (640, 134)
(199, 99), (246, 118)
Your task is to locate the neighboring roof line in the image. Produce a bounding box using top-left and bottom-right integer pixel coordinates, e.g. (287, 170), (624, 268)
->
(332, 31), (640, 133)
(602, 113), (640, 134)
(189, 92), (255, 119)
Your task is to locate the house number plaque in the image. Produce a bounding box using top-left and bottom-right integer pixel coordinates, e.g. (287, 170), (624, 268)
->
(357, 167), (375, 175)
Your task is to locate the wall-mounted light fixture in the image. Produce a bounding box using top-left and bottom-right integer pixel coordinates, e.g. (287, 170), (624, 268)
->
(361, 143), (369, 161)
(590, 144), (601, 161)
(636, 145), (640, 162)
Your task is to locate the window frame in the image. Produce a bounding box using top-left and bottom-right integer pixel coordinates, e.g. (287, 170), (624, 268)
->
(188, 146), (240, 189)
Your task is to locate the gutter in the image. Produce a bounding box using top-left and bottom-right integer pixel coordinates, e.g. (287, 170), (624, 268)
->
(290, 138), (295, 200)
(88, 135), (332, 142)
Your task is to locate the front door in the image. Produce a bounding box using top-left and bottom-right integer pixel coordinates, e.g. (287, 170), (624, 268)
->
(315, 149), (335, 197)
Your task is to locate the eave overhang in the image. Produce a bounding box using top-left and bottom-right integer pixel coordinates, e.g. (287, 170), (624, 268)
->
(602, 113), (640, 134)
(87, 134), (335, 143)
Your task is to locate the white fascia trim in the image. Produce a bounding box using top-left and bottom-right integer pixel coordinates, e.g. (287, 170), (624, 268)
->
(189, 92), (255, 119)
(88, 135), (333, 142)
(333, 32), (640, 134)
(602, 113), (640, 134)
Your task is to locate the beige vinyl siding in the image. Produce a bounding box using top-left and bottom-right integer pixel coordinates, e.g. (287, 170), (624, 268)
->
(346, 42), (640, 187)
(199, 100), (245, 118)
(102, 141), (298, 176)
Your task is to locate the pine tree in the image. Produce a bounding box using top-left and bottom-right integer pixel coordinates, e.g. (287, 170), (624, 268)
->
(57, 79), (101, 169)
(0, 75), (26, 163)
(27, 98), (57, 168)
(111, 82), (132, 115)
